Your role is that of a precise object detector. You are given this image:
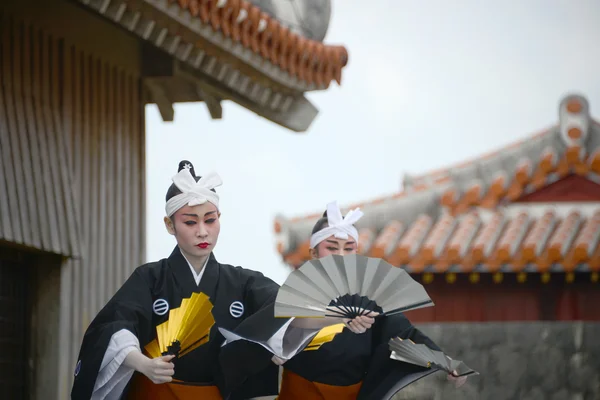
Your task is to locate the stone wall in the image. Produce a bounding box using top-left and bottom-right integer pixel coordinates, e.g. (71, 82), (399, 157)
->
(392, 322), (600, 400)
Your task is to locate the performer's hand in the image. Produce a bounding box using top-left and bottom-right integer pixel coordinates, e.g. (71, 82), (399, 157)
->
(141, 355), (176, 384)
(344, 311), (378, 334)
(271, 355), (287, 366)
(447, 371), (467, 388)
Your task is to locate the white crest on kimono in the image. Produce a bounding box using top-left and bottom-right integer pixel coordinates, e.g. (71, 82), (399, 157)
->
(229, 301), (244, 318)
(153, 298), (169, 316)
(74, 360), (82, 376)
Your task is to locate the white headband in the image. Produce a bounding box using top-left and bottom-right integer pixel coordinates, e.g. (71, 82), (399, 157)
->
(309, 201), (364, 249)
(165, 167), (223, 217)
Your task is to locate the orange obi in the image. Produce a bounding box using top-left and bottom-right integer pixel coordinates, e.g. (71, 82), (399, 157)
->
(127, 373), (222, 400)
(278, 368), (362, 400)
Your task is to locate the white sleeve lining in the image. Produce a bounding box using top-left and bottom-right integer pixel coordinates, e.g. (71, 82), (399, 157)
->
(219, 319), (320, 361)
(91, 329), (140, 400)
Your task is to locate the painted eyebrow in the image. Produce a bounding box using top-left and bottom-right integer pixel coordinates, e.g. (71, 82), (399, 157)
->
(182, 211), (217, 218)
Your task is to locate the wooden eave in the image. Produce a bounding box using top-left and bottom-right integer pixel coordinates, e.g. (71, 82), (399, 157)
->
(76, 0), (348, 132)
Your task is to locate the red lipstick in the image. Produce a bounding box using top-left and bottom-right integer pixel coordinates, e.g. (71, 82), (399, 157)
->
(198, 243), (209, 249)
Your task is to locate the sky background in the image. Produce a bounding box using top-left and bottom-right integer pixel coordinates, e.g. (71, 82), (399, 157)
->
(145, 0), (600, 284)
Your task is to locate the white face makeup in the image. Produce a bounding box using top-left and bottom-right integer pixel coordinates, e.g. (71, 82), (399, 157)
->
(312, 235), (358, 259)
(165, 203), (221, 261)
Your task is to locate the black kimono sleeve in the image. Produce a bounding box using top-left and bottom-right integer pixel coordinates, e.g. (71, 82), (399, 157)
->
(357, 313), (441, 400)
(71, 267), (155, 399)
(218, 270), (294, 399)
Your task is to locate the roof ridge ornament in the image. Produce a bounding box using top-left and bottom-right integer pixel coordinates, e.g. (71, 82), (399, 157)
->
(559, 94), (591, 149)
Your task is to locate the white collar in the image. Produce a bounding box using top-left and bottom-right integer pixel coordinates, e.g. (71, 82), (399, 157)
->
(181, 252), (210, 285)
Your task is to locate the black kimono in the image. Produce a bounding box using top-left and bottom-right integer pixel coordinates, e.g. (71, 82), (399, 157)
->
(278, 312), (440, 400)
(71, 246), (291, 400)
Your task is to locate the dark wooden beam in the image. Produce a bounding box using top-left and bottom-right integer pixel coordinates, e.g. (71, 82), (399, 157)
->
(174, 61), (316, 132)
(196, 86), (222, 120)
(144, 79), (174, 122)
(141, 41), (173, 78)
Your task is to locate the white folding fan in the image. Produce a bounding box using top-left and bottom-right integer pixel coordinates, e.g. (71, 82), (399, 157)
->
(274, 254), (434, 319)
(389, 337), (479, 377)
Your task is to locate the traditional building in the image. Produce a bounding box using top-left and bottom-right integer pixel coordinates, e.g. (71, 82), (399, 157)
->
(275, 94), (600, 324)
(0, 0), (347, 398)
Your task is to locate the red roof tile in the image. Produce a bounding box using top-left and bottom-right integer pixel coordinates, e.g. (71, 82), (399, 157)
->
(171, 0), (348, 87)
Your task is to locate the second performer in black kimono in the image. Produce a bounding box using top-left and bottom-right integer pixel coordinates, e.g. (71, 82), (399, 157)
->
(71, 161), (344, 400)
(275, 201), (468, 399)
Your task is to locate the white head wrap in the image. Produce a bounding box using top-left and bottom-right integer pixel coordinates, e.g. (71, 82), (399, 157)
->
(165, 166), (223, 217)
(309, 201), (364, 249)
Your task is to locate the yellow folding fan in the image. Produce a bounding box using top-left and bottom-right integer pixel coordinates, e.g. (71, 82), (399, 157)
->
(145, 292), (215, 358)
(304, 323), (346, 351)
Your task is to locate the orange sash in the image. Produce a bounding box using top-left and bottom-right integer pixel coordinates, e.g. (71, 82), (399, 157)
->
(278, 369), (362, 400)
(127, 373), (222, 400)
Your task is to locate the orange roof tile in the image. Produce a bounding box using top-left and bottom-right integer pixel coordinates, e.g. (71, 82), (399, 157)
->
(274, 95), (600, 277)
(171, 0), (348, 87)
(280, 205), (600, 274)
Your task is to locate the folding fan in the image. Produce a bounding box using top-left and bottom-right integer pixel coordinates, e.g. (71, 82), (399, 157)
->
(389, 337), (479, 377)
(145, 292), (215, 359)
(274, 254), (433, 319)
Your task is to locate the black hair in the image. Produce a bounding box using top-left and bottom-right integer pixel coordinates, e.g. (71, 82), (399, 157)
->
(165, 160), (216, 202)
(311, 210), (330, 235)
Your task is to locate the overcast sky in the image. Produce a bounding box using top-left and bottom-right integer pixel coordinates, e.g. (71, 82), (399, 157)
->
(145, 0), (600, 284)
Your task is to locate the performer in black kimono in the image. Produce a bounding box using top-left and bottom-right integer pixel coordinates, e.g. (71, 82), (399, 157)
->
(71, 163), (375, 400)
(273, 201), (468, 400)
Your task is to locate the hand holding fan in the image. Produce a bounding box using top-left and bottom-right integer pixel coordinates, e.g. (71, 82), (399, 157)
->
(275, 254), (434, 319)
(388, 337), (479, 377)
(145, 292), (215, 359)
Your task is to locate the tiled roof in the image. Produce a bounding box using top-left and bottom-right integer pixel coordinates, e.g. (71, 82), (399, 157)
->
(275, 94), (600, 274)
(171, 0), (348, 87)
